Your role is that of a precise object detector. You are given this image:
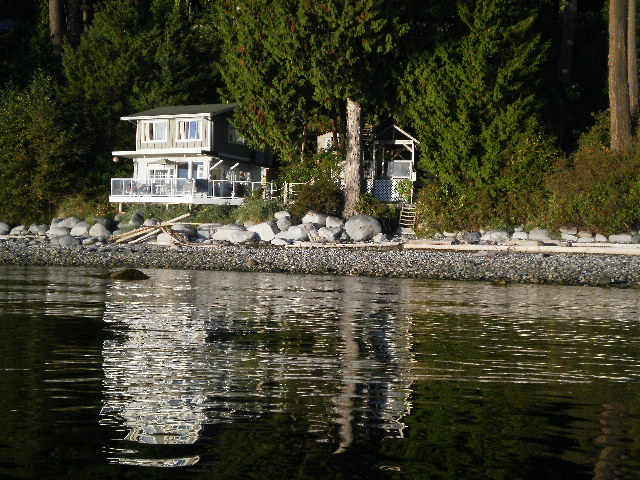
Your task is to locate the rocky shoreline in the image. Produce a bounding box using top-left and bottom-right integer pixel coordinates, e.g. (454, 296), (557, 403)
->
(2, 237), (640, 288)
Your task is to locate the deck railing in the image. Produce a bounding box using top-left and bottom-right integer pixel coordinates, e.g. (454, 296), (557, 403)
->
(110, 178), (275, 200)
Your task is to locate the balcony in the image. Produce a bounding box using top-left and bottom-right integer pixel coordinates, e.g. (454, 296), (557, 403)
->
(109, 178), (275, 205)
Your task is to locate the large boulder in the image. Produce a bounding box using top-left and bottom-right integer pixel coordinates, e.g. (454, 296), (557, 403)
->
(89, 223), (111, 238)
(156, 232), (175, 245)
(129, 212), (145, 226)
(171, 223), (196, 237)
(143, 218), (160, 226)
(227, 230), (258, 244)
(10, 225), (28, 236)
(197, 223), (222, 240)
(248, 221), (280, 241)
(58, 217), (82, 229)
(70, 223), (90, 237)
(212, 225), (256, 243)
(47, 226), (70, 237)
(480, 230), (509, 243)
(29, 224), (49, 235)
(0, 222), (10, 235)
(274, 224), (309, 242)
(344, 214), (382, 242)
(276, 215), (293, 232)
(55, 234), (81, 247)
(318, 226), (343, 241)
(325, 216), (344, 228)
(302, 211), (327, 228)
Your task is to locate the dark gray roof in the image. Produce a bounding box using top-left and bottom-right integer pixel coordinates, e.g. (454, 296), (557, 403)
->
(123, 103), (238, 118)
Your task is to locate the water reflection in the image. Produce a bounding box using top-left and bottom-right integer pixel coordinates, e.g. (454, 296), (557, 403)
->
(100, 271), (415, 466)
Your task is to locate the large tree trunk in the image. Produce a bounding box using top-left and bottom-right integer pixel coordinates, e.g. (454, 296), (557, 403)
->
(342, 98), (362, 219)
(66, 0), (83, 47)
(558, 0), (577, 87)
(609, 0), (632, 152)
(49, 0), (65, 60)
(557, 0), (578, 143)
(82, 0), (91, 32)
(628, 0), (639, 118)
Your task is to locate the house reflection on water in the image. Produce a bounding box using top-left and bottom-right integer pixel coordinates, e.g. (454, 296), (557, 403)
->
(99, 270), (415, 467)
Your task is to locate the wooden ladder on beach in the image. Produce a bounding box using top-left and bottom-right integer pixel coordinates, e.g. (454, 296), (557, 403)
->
(397, 204), (417, 235)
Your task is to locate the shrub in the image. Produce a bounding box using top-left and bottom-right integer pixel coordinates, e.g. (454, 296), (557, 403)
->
(235, 190), (283, 224)
(191, 204), (237, 224)
(290, 179), (345, 220)
(355, 193), (400, 233)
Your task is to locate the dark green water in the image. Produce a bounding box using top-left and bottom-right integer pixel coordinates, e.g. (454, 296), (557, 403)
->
(0, 265), (638, 480)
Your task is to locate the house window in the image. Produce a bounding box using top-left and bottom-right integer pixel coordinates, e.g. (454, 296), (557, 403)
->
(195, 162), (205, 179)
(228, 124), (247, 145)
(389, 161), (412, 178)
(178, 120), (201, 141)
(141, 121), (167, 143)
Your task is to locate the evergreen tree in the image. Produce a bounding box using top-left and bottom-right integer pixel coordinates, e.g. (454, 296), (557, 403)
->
(400, 0), (558, 225)
(0, 73), (85, 223)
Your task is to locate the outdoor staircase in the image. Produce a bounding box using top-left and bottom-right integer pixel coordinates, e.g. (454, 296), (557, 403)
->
(397, 204), (417, 235)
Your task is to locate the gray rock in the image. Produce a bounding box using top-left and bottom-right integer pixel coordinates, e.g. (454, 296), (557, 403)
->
(274, 210), (291, 220)
(28, 224), (49, 235)
(47, 226), (70, 237)
(274, 225), (309, 242)
(528, 228), (552, 242)
(70, 223), (90, 236)
(577, 231), (593, 238)
(212, 227), (256, 243)
(129, 212), (145, 226)
(302, 211), (327, 227)
(326, 216), (344, 228)
(10, 225), (27, 235)
(56, 234), (81, 247)
(227, 230), (257, 244)
(595, 234), (609, 243)
(89, 223), (111, 238)
(217, 223), (247, 231)
(560, 226), (578, 235)
(480, 230), (509, 243)
(609, 233), (640, 244)
(0, 222), (10, 235)
(82, 237), (98, 245)
(560, 233), (578, 242)
(372, 232), (389, 243)
(463, 231), (482, 243)
(271, 237), (291, 246)
(143, 218), (160, 226)
(511, 231), (529, 241)
(576, 236), (595, 243)
(58, 217), (82, 229)
(344, 214), (382, 242)
(171, 223), (196, 236)
(276, 216), (293, 232)
(156, 232), (175, 245)
(318, 226), (343, 241)
(248, 221), (279, 241)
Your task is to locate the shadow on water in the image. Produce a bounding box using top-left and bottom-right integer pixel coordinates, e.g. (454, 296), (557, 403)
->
(0, 265), (638, 479)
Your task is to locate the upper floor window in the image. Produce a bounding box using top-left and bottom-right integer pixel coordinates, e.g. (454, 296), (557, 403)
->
(141, 121), (167, 143)
(178, 120), (201, 141)
(228, 123), (247, 145)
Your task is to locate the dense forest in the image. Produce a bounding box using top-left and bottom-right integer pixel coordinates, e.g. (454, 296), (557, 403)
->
(1, 0), (639, 233)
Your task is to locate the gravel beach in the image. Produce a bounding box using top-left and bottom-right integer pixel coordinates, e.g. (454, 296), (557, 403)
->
(2, 238), (640, 288)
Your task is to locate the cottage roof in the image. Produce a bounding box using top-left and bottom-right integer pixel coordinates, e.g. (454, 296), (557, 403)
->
(121, 103), (238, 120)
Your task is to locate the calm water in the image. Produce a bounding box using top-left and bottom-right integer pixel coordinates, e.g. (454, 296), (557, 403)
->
(0, 265), (638, 480)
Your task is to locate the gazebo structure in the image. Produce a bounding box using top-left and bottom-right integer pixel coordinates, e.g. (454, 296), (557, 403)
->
(364, 125), (420, 203)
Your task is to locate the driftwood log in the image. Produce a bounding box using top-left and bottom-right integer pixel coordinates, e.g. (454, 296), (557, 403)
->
(108, 213), (191, 245)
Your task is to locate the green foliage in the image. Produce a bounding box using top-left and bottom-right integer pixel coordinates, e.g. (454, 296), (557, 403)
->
(235, 191), (283, 224)
(213, 0), (406, 162)
(355, 193), (399, 232)
(55, 194), (115, 221)
(278, 150), (343, 184)
(0, 73), (86, 224)
(290, 179), (345, 220)
(401, 0), (559, 229)
(544, 119), (640, 234)
(191, 204), (238, 224)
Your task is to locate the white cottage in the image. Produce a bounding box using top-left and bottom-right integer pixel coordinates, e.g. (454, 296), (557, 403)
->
(109, 103), (273, 206)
